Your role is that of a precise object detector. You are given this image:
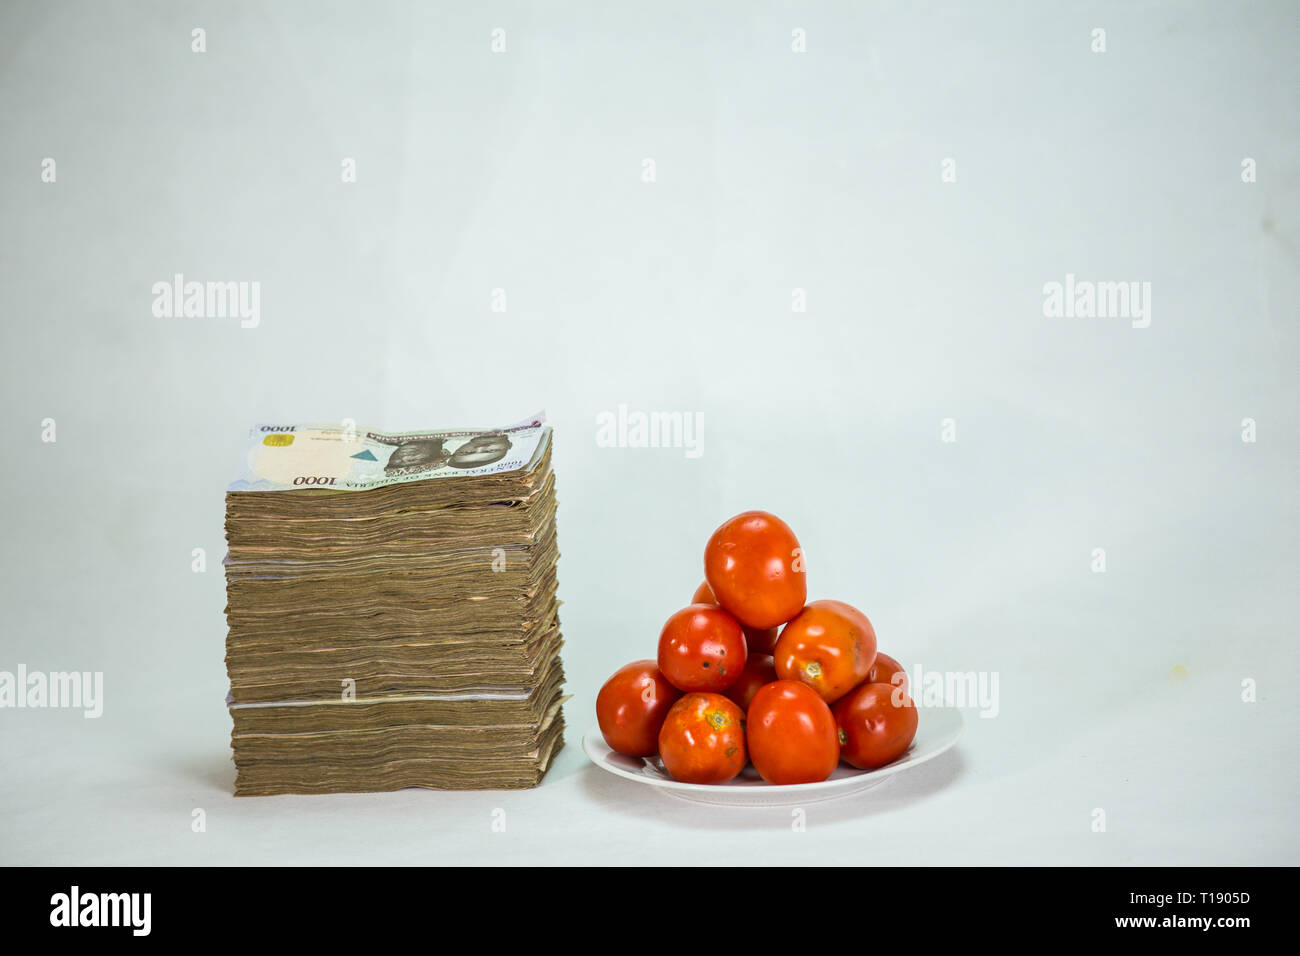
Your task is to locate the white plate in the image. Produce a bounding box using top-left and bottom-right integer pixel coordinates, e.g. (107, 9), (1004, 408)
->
(582, 706), (963, 807)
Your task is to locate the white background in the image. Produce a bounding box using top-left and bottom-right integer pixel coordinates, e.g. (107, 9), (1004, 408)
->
(1, 1), (1297, 865)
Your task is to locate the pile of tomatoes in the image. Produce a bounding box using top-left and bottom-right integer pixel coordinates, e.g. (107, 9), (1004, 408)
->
(596, 510), (919, 785)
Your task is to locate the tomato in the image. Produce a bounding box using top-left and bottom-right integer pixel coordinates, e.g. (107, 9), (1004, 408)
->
(657, 604), (747, 692)
(724, 654), (777, 712)
(595, 660), (682, 757)
(693, 580), (780, 654)
(703, 511), (807, 630)
(657, 693), (747, 784)
(833, 682), (918, 769)
(867, 651), (908, 697)
(773, 599), (877, 704)
(745, 681), (840, 784)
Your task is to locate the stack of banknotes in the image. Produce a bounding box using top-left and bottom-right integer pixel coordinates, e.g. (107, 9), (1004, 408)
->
(222, 414), (564, 795)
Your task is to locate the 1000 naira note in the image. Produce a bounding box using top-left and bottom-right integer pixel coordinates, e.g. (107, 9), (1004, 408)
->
(228, 413), (550, 492)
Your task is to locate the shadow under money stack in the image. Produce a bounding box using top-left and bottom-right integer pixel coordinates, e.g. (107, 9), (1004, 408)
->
(222, 417), (564, 795)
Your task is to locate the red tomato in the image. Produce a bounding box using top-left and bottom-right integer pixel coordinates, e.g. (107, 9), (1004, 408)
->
(657, 604), (747, 692)
(658, 693), (747, 784)
(746, 681), (840, 784)
(774, 599), (877, 704)
(595, 660), (682, 757)
(833, 682), (919, 769)
(867, 651), (908, 697)
(744, 628), (779, 655)
(693, 580), (780, 654)
(724, 654), (777, 712)
(703, 511), (807, 630)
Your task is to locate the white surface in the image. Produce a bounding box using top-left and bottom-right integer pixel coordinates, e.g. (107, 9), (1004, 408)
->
(581, 708), (963, 806)
(1, 1), (1298, 865)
